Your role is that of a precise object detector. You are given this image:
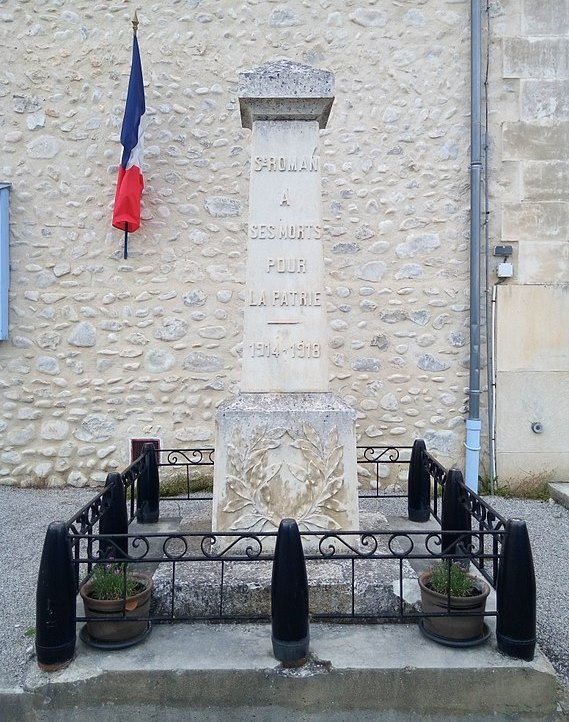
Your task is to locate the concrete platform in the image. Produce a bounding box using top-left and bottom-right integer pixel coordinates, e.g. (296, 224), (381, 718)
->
(9, 623), (560, 722)
(549, 482), (569, 510)
(5, 501), (563, 721)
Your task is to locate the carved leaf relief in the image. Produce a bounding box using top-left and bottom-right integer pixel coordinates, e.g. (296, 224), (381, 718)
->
(222, 422), (347, 532)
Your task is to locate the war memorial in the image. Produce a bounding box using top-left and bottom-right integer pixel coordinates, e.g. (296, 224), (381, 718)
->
(0, 1), (567, 719)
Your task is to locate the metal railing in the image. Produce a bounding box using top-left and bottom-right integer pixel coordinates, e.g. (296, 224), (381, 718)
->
(68, 526), (500, 624)
(153, 444), (413, 501)
(35, 439), (536, 669)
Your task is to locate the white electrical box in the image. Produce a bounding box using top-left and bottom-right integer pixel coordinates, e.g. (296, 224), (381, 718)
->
(497, 262), (513, 278)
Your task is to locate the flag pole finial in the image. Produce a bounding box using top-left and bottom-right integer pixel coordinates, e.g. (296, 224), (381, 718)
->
(132, 10), (139, 35)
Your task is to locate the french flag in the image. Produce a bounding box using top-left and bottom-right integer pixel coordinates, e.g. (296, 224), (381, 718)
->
(112, 33), (146, 250)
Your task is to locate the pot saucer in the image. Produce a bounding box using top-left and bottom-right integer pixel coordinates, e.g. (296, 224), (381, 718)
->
(79, 622), (152, 650)
(418, 619), (491, 648)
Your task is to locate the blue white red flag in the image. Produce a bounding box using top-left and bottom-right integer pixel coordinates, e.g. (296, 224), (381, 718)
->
(112, 34), (145, 236)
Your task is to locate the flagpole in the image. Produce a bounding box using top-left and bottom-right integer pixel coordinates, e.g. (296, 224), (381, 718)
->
(122, 9), (137, 261)
(113, 9), (144, 255)
(124, 12), (137, 260)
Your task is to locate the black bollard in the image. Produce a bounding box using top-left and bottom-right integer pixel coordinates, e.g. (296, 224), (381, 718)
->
(497, 518), (536, 661)
(136, 442), (160, 523)
(407, 439), (430, 522)
(441, 469), (471, 556)
(271, 518), (309, 664)
(100, 472), (129, 559)
(36, 522), (76, 670)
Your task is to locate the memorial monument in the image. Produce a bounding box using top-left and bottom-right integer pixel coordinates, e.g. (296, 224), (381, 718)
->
(212, 60), (359, 537)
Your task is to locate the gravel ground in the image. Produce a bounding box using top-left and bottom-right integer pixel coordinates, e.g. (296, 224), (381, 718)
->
(0, 488), (96, 688)
(0, 487), (568, 694)
(486, 495), (569, 687)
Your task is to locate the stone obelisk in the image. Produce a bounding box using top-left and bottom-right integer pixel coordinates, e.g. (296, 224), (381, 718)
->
(212, 60), (359, 537)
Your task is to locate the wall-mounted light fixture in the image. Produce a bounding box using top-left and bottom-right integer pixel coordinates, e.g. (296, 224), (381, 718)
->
(494, 244), (513, 279)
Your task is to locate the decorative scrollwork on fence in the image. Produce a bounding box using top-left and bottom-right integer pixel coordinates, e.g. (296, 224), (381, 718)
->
(201, 533), (265, 559)
(462, 492), (506, 532)
(66, 487), (109, 533)
(317, 532), (379, 557)
(357, 446), (406, 464)
(163, 535), (190, 560)
(423, 451), (447, 489)
(121, 452), (147, 490)
(125, 534), (150, 560)
(387, 533), (414, 557)
(424, 532), (444, 556)
(160, 448), (215, 466)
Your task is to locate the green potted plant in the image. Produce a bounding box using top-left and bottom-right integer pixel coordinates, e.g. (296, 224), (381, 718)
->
(418, 560), (490, 645)
(79, 561), (153, 646)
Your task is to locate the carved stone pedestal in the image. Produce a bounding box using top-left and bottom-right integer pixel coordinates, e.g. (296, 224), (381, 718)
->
(212, 393), (359, 535)
(211, 61), (359, 540)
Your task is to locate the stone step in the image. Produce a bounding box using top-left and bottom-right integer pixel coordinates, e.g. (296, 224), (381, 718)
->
(16, 623), (560, 722)
(549, 482), (569, 511)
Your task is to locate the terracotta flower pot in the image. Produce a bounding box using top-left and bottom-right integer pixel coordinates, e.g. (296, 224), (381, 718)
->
(80, 572), (153, 644)
(418, 571), (490, 643)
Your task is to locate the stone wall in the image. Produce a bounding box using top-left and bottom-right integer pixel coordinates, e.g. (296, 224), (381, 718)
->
(492, 0), (569, 483)
(0, 0), (475, 487)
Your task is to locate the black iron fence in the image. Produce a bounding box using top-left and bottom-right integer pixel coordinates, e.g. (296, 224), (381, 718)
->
(153, 444), (413, 502)
(67, 526), (500, 621)
(35, 439), (536, 671)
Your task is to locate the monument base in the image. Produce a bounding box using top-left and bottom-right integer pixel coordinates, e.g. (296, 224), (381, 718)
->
(151, 557), (420, 620)
(212, 393), (359, 537)
(150, 508), (420, 619)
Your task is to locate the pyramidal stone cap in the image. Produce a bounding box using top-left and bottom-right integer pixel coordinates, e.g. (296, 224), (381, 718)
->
(238, 59), (335, 129)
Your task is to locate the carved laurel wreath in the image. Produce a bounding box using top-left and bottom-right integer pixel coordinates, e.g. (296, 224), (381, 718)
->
(223, 422), (347, 532)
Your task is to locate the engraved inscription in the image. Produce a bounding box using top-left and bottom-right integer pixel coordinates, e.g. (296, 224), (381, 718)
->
(253, 155), (319, 172)
(248, 290), (321, 306)
(241, 109), (328, 392)
(249, 223), (321, 240)
(267, 258), (306, 273)
(249, 342), (321, 358)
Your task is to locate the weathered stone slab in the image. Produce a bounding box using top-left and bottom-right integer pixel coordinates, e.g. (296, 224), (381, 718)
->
(151, 556), (419, 618)
(496, 284), (569, 372)
(521, 80), (569, 121)
(212, 60), (359, 540)
(523, 161), (569, 202)
(522, 0), (569, 36)
(240, 118), (329, 392)
(503, 38), (569, 79)
(496, 370), (569, 456)
(239, 62), (332, 394)
(239, 59), (334, 129)
(501, 202), (569, 242)
(212, 393), (359, 539)
(518, 241), (569, 284)
(151, 510), (418, 619)
(502, 122), (569, 161)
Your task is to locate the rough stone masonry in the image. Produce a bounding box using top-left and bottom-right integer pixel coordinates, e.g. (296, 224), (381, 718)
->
(5, 0), (552, 487)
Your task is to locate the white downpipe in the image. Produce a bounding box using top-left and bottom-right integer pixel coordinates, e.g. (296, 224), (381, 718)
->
(465, 419), (482, 492)
(488, 284), (498, 494)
